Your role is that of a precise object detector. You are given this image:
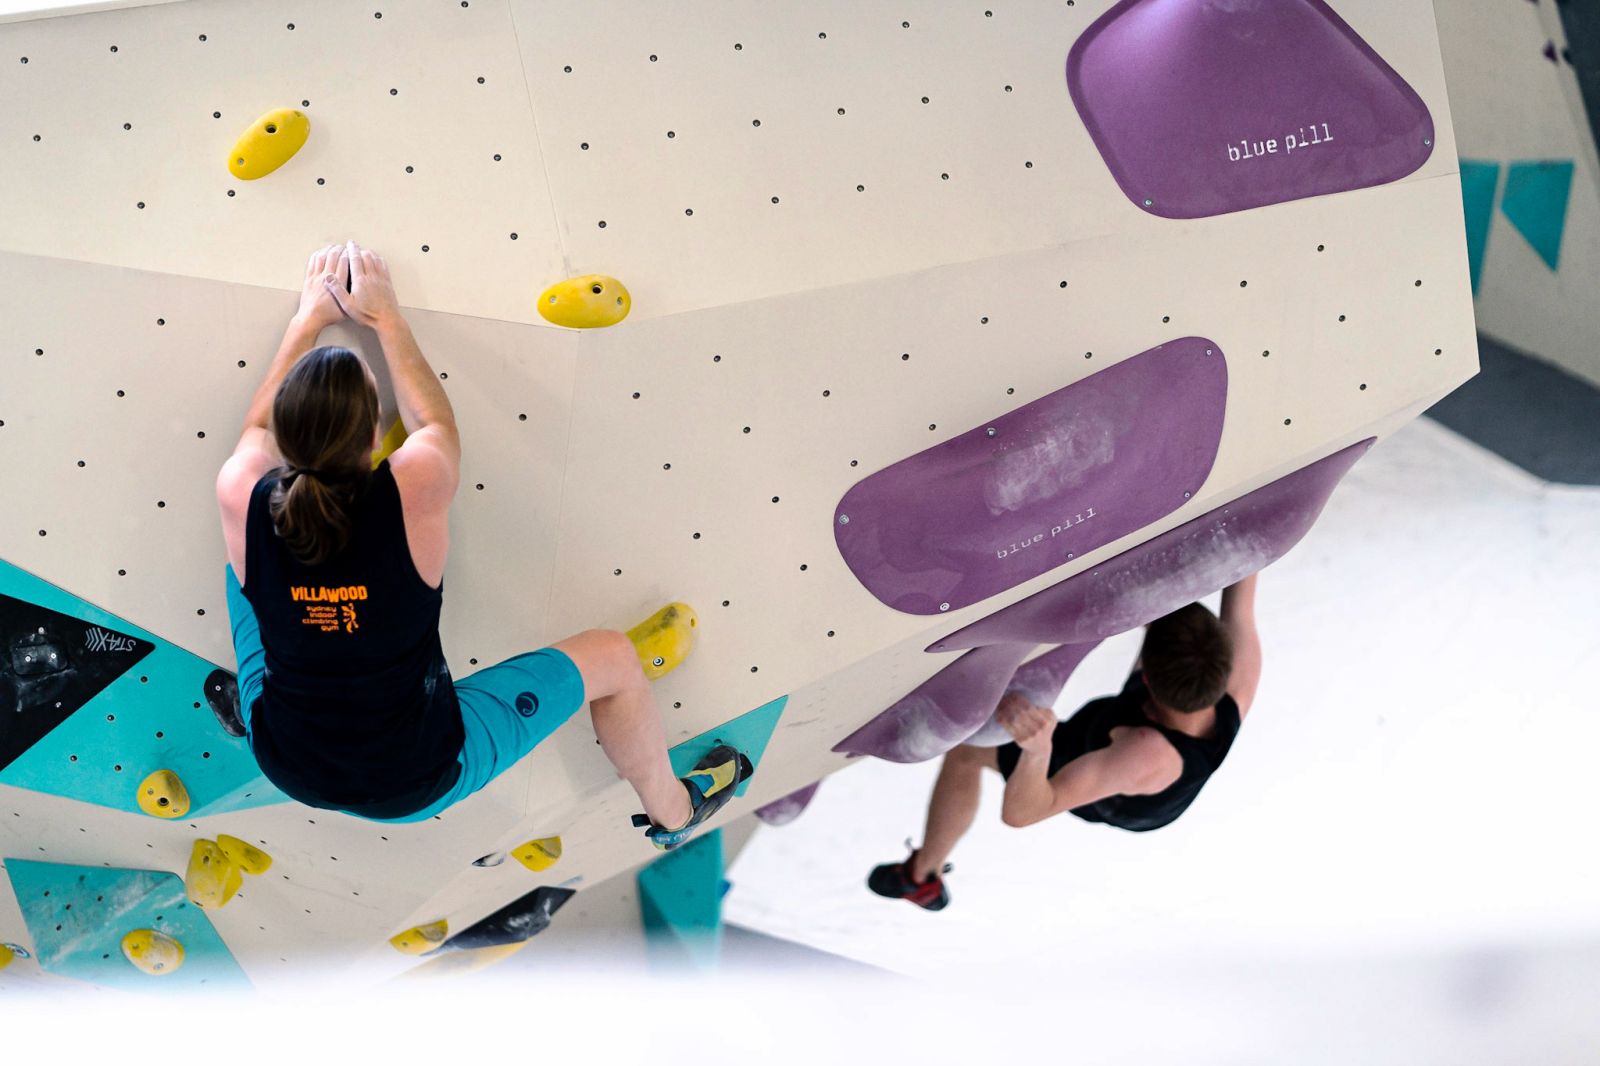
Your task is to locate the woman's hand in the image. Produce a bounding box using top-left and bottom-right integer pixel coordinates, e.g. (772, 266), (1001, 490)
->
(293, 244), (350, 332)
(338, 240), (403, 330)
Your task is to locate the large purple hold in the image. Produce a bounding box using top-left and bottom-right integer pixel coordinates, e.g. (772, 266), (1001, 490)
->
(833, 338), (1226, 615)
(963, 641), (1106, 747)
(1068, 0), (1435, 219)
(754, 781), (822, 827)
(929, 439), (1375, 653)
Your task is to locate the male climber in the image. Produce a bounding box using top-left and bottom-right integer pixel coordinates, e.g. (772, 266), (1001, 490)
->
(215, 241), (749, 845)
(868, 575), (1261, 908)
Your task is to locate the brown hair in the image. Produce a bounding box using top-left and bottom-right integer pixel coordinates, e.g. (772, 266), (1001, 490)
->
(1140, 603), (1233, 712)
(268, 346), (379, 566)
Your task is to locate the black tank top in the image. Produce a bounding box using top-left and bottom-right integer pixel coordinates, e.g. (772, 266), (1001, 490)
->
(241, 461), (464, 818)
(1034, 672), (1241, 832)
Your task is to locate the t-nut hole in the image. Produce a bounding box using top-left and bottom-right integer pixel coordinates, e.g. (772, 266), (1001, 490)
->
(265, 124), (278, 134)
(591, 284), (602, 294)
(236, 157), (245, 166)
(157, 797), (169, 807)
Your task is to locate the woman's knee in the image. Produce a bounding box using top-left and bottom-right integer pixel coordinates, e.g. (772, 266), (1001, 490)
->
(557, 628), (643, 700)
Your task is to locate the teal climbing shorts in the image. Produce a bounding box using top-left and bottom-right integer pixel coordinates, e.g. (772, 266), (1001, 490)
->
(225, 564), (587, 823)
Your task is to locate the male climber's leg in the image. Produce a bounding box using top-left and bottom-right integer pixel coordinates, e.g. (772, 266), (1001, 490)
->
(868, 744), (995, 910)
(911, 744), (994, 881)
(552, 629), (693, 833)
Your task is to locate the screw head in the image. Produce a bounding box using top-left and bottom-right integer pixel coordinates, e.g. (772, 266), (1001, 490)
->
(1143, 198), (1153, 207)
(838, 514), (850, 525)
(652, 657), (664, 667)
(986, 427), (997, 437)
(939, 602), (950, 612)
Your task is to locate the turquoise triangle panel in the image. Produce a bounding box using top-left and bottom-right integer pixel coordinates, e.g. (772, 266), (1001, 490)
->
(3, 859), (249, 992)
(1458, 159), (1501, 295)
(1501, 159), (1575, 271)
(637, 829), (723, 967)
(0, 560), (286, 816)
(666, 695), (787, 798)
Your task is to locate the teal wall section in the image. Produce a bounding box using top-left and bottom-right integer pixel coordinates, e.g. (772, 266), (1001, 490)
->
(1501, 160), (1575, 271)
(0, 560), (286, 816)
(1459, 159), (1501, 294)
(4, 859), (249, 992)
(637, 829), (724, 968)
(666, 695), (787, 798)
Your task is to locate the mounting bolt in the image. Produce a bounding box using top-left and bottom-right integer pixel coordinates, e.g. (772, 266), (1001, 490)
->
(986, 427), (997, 437)
(1067, 553), (1074, 560)
(838, 514), (850, 525)
(939, 602), (950, 612)
(1184, 491), (1191, 498)
(652, 657), (664, 667)
(1143, 198), (1153, 207)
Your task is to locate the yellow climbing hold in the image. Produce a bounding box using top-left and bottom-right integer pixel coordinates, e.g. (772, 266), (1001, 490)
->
(227, 108), (310, 180)
(185, 839), (243, 909)
(136, 769), (190, 819)
(0, 943), (13, 971)
(371, 417), (408, 470)
(536, 274), (632, 329)
(217, 834), (273, 876)
(628, 602), (698, 681)
(121, 929), (185, 976)
(390, 919), (449, 955)
(512, 836), (563, 873)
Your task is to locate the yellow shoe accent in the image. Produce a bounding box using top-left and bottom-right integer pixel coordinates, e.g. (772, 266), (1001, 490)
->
(371, 418), (408, 470)
(511, 836), (563, 872)
(688, 757), (739, 799)
(136, 770), (190, 819)
(627, 602), (698, 681)
(184, 840), (243, 909)
(121, 929), (185, 976)
(217, 835), (273, 876)
(536, 275), (632, 329)
(227, 108), (310, 180)
(0, 944), (13, 971)
(389, 919), (449, 955)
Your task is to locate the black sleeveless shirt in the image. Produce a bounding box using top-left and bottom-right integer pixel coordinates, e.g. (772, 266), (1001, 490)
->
(998, 671), (1241, 832)
(241, 461), (464, 818)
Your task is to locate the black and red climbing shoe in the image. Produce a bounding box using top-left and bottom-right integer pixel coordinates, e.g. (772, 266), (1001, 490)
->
(631, 743), (754, 852)
(868, 847), (951, 911)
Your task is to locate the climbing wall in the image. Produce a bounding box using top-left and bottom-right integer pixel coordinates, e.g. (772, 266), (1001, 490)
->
(1435, 0), (1600, 388)
(0, 0), (1475, 991)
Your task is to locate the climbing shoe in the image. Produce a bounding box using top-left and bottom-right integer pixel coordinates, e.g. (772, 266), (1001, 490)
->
(631, 743), (754, 852)
(868, 845), (951, 911)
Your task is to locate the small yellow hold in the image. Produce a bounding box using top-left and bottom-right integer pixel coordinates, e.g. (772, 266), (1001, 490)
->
(217, 834), (273, 876)
(0, 944), (13, 971)
(121, 929), (185, 976)
(628, 602), (698, 681)
(185, 839), (243, 909)
(511, 837), (563, 873)
(536, 274), (632, 329)
(136, 770), (190, 819)
(227, 108), (311, 180)
(390, 919), (449, 956)
(371, 418), (408, 470)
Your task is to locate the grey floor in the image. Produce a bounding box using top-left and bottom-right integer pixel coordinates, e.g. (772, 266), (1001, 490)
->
(1424, 332), (1600, 485)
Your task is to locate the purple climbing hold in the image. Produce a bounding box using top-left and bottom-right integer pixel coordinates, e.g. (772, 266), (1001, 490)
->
(928, 439), (1376, 653)
(964, 641), (1105, 747)
(834, 644), (1037, 763)
(754, 781), (822, 826)
(834, 338), (1225, 615)
(1068, 0), (1435, 218)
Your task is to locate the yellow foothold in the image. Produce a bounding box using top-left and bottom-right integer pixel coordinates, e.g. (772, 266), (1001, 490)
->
(0, 944), (13, 971)
(185, 839), (243, 909)
(217, 834), (273, 876)
(627, 602), (698, 681)
(536, 274), (632, 329)
(227, 107), (311, 180)
(121, 929), (185, 976)
(511, 836), (563, 873)
(136, 770), (191, 819)
(390, 919), (449, 956)
(371, 417), (408, 470)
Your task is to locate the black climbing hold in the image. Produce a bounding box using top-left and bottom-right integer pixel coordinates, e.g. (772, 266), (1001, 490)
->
(204, 668), (245, 738)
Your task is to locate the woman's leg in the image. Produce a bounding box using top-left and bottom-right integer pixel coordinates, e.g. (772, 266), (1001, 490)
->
(552, 629), (693, 832)
(910, 744), (997, 882)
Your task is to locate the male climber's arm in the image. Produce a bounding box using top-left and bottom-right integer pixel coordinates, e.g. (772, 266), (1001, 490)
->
(996, 696), (1062, 828)
(1005, 728), (1182, 828)
(1221, 573), (1262, 719)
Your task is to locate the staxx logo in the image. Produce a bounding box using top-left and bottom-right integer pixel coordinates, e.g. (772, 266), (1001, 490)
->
(514, 692), (539, 718)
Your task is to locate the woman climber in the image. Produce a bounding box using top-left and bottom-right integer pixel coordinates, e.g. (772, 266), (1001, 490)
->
(215, 240), (748, 846)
